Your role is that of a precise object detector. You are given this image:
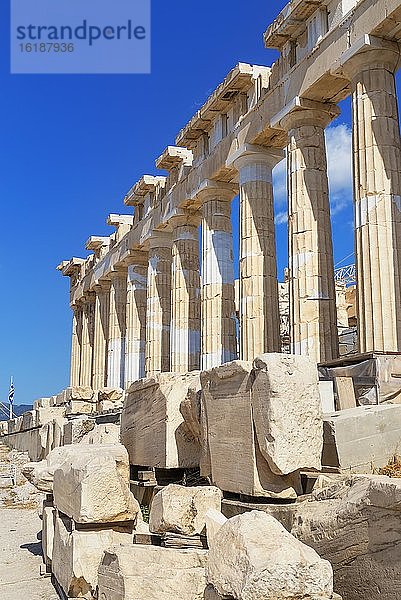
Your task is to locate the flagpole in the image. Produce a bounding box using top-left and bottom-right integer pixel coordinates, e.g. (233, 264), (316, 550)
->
(9, 376), (13, 420)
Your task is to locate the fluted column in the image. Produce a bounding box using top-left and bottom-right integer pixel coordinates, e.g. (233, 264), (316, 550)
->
(198, 185), (237, 370)
(92, 282), (110, 390)
(124, 254), (148, 387)
(346, 44), (401, 352)
(70, 304), (82, 387)
(107, 270), (127, 388)
(170, 215), (201, 373)
(80, 293), (95, 386)
(282, 105), (339, 364)
(145, 232), (172, 376)
(231, 146), (283, 360)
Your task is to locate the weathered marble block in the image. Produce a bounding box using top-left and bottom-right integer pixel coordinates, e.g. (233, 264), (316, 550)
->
(207, 511), (334, 600)
(98, 545), (207, 600)
(21, 410), (38, 431)
(200, 360), (301, 499)
(35, 405), (66, 427)
(121, 372), (201, 469)
(149, 484), (222, 536)
(23, 443), (129, 494)
(52, 511), (133, 599)
(222, 475), (399, 600)
(323, 404), (401, 473)
(98, 387), (125, 412)
(53, 443), (139, 524)
(63, 417), (95, 445)
(252, 353), (323, 475)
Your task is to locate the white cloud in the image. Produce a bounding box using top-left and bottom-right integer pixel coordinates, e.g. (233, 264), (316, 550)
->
(272, 123), (353, 223)
(274, 211), (288, 225)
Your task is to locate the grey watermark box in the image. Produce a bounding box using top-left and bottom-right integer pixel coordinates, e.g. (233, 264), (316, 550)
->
(11, 0), (151, 74)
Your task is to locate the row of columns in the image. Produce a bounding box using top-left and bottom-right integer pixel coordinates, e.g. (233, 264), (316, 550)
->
(70, 43), (401, 388)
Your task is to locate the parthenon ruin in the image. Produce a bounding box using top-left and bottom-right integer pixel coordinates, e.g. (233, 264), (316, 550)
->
(3, 1), (401, 599)
(59, 0), (401, 386)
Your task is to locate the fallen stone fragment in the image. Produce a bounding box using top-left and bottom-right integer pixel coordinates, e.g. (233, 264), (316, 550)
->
(252, 353), (323, 475)
(53, 443), (139, 524)
(149, 484), (222, 536)
(22, 443), (129, 494)
(52, 511), (132, 599)
(201, 360), (301, 499)
(207, 510), (334, 600)
(322, 404), (401, 473)
(97, 545), (207, 600)
(121, 372), (202, 469)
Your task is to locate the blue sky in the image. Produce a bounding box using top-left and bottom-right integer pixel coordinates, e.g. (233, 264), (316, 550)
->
(0, 0), (398, 404)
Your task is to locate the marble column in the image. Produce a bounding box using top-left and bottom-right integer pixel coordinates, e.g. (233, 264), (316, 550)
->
(145, 232), (172, 376)
(170, 215), (201, 373)
(92, 282), (110, 390)
(124, 254), (148, 387)
(107, 270), (127, 388)
(347, 45), (401, 352)
(232, 147), (283, 360)
(70, 304), (82, 387)
(282, 105), (339, 364)
(198, 185), (237, 370)
(80, 293), (95, 387)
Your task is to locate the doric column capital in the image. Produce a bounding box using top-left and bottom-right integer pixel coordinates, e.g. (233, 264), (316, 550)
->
(148, 230), (173, 250)
(274, 98), (340, 132)
(193, 180), (237, 204)
(227, 144), (284, 173)
(169, 211), (201, 234)
(333, 35), (400, 82)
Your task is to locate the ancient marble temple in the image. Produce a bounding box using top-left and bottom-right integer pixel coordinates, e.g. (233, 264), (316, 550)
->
(59, 0), (401, 390)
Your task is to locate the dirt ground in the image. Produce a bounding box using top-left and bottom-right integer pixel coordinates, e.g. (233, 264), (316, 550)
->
(0, 443), (59, 600)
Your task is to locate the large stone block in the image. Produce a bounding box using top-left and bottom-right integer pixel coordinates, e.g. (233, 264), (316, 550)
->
(200, 361), (301, 499)
(35, 405), (66, 427)
(63, 417), (95, 445)
(33, 397), (52, 410)
(222, 476), (401, 600)
(323, 404), (401, 473)
(39, 416), (67, 458)
(22, 443), (128, 494)
(80, 423), (120, 445)
(21, 410), (37, 431)
(149, 484), (222, 536)
(0, 421), (8, 435)
(252, 354), (323, 475)
(98, 387), (125, 412)
(52, 511), (132, 599)
(207, 511), (334, 600)
(97, 545), (207, 600)
(53, 443), (140, 524)
(121, 372), (202, 469)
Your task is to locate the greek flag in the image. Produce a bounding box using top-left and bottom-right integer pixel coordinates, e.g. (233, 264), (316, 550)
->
(8, 378), (14, 405)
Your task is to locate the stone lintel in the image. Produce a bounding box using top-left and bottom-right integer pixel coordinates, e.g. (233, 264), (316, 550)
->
(176, 63), (271, 147)
(155, 146), (193, 171)
(264, 0), (324, 49)
(124, 175), (166, 206)
(271, 97), (340, 130)
(332, 34), (400, 79)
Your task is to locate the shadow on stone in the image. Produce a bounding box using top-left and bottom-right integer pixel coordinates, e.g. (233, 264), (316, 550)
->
(20, 541), (42, 556)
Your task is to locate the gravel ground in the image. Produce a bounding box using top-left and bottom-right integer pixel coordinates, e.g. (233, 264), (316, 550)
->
(0, 443), (59, 600)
